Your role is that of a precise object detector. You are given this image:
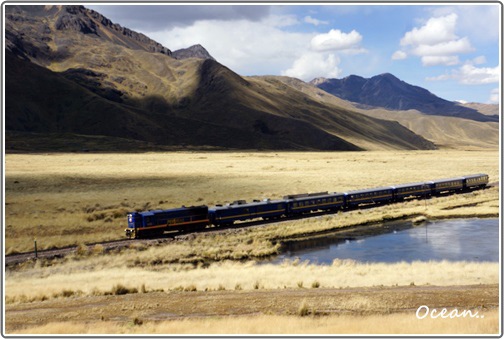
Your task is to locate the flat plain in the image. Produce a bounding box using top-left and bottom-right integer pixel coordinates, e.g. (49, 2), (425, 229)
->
(4, 149), (500, 334)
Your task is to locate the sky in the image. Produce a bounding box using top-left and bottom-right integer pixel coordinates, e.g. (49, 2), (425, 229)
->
(87, 3), (501, 104)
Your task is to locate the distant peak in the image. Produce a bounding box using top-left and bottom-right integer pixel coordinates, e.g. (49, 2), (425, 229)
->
(342, 74), (365, 81)
(373, 73), (400, 81)
(172, 44), (215, 61)
(309, 77), (328, 86)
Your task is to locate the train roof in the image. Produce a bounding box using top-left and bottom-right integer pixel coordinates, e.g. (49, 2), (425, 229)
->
(131, 205), (208, 216)
(430, 176), (465, 184)
(462, 173), (488, 179)
(209, 199), (286, 211)
(283, 191), (343, 200)
(345, 186), (394, 195)
(390, 182), (430, 189)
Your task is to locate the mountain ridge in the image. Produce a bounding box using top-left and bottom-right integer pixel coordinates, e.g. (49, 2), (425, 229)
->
(311, 73), (498, 123)
(3, 4), (448, 152)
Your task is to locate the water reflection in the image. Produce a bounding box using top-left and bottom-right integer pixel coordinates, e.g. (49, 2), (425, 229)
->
(272, 218), (498, 264)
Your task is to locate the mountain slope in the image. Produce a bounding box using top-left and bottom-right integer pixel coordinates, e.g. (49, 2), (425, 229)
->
(311, 74), (498, 123)
(278, 76), (498, 149)
(5, 4), (436, 151)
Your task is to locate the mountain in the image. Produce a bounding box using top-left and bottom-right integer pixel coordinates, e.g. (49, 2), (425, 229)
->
(279, 77), (498, 150)
(5, 5), (171, 65)
(460, 102), (499, 116)
(311, 74), (498, 123)
(172, 44), (215, 60)
(4, 5), (436, 152)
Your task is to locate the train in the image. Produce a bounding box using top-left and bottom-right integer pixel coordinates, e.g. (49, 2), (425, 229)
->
(124, 173), (489, 238)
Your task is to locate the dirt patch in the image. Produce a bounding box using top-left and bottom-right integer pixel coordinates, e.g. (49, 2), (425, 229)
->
(5, 284), (498, 333)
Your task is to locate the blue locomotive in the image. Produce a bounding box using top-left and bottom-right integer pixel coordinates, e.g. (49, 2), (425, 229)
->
(125, 205), (208, 238)
(125, 173), (489, 238)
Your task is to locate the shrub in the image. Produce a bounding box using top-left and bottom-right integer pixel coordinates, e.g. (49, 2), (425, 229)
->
(298, 299), (310, 317)
(91, 244), (105, 255)
(111, 284), (138, 295)
(61, 289), (75, 297)
(311, 281), (320, 288)
(184, 285), (197, 292)
(75, 243), (89, 256)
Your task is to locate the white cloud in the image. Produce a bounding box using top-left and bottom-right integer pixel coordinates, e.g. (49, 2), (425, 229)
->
(469, 55), (487, 65)
(411, 37), (473, 57)
(396, 13), (473, 67)
(148, 13), (366, 80)
(400, 13), (458, 46)
(430, 5), (500, 43)
(148, 16), (310, 76)
(426, 64), (500, 85)
(310, 29), (363, 52)
(304, 15), (328, 26)
(489, 88), (499, 104)
(421, 55), (459, 66)
(263, 14), (299, 27)
(391, 50), (407, 60)
(457, 65), (500, 85)
(281, 52), (341, 81)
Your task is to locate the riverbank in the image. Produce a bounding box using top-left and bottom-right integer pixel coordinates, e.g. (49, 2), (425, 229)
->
(275, 218), (499, 264)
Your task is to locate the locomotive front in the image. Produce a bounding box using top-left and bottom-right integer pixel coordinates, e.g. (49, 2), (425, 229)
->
(125, 212), (142, 238)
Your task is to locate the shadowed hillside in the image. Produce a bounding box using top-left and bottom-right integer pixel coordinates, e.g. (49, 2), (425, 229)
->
(276, 76), (498, 150)
(311, 74), (498, 123)
(5, 5), (437, 152)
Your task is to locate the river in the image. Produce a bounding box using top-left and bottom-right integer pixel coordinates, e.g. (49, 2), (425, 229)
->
(272, 218), (499, 264)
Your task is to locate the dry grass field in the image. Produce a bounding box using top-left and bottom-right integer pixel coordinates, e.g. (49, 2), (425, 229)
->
(5, 150), (498, 253)
(4, 150), (500, 335)
(9, 309), (499, 335)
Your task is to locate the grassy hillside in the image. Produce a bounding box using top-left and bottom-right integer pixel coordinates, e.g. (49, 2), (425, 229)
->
(271, 76), (499, 150)
(5, 5), (437, 152)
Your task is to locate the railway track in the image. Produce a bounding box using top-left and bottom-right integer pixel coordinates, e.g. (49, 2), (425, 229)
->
(5, 183), (497, 268)
(4, 238), (173, 267)
(3, 208), (352, 267)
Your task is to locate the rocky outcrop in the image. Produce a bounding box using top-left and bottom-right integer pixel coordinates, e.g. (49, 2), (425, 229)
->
(172, 44), (215, 60)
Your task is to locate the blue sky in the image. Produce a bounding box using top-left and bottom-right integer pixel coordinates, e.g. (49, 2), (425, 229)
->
(88, 3), (500, 104)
